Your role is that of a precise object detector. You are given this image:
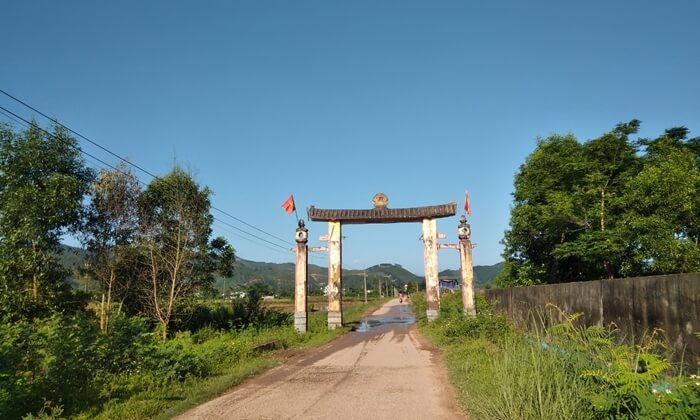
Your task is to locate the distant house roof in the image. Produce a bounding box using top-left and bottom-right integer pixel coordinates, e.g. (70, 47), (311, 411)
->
(308, 202), (457, 224)
(439, 279), (460, 289)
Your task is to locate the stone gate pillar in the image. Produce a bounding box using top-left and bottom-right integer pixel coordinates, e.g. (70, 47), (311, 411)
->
(327, 221), (343, 329)
(294, 220), (309, 332)
(458, 215), (476, 317)
(422, 218), (440, 321)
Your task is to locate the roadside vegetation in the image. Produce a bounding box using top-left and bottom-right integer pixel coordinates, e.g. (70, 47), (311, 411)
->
(0, 121), (382, 419)
(3, 294), (377, 420)
(413, 292), (700, 419)
(500, 121), (700, 286)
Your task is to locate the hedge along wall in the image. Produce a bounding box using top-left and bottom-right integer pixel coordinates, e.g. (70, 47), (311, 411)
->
(483, 273), (700, 372)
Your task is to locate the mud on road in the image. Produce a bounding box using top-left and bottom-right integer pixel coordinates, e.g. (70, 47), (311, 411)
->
(176, 299), (465, 420)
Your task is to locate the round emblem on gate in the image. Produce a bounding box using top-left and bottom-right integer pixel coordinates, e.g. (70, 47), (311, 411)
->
(372, 193), (389, 209)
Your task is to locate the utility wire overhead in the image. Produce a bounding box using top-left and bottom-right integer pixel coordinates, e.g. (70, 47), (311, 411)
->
(0, 105), (130, 175)
(0, 88), (293, 247)
(0, 104), (292, 253)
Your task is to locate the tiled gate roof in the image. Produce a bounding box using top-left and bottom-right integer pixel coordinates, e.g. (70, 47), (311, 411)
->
(307, 202), (456, 224)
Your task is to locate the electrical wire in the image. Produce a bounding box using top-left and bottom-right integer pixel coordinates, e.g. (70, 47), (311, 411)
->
(0, 104), (294, 253)
(0, 88), (293, 247)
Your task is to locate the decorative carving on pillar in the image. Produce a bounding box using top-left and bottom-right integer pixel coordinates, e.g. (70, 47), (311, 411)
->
(458, 215), (471, 241)
(294, 219), (309, 332)
(458, 215), (476, 317)
(296, 219), (308, 243)
(327, 221), (343, 329)
(422, 218), (440, 321)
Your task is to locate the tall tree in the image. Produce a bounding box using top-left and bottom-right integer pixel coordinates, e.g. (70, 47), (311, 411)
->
(0, 122), (93, 317)
(500, 121), (700, 286)
(499, 133), (587, 285)
(137, 167), (215, 341)
(622, 128), (700, 275)
(81, 164), (141, 332)
(552, 121), (640, 279)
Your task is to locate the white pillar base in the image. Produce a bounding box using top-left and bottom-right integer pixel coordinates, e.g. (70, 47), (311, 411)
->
(328, 311), (342, 329)
(426, 309), (439, 322)
(294, 312), (307, 333)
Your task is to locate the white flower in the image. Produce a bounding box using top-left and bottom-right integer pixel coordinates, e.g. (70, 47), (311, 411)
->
(665, 389), (672, 394)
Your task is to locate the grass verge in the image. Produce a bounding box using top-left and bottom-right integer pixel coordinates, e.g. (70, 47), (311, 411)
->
(76, 299), (384, 419)
(412, 292), (700, 419)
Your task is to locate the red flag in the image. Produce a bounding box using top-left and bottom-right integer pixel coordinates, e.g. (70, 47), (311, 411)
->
(282, 194), (295, 215)
(464, 190), (471, 216)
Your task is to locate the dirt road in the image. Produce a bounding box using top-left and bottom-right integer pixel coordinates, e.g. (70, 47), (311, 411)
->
(176, 299), (465, 420)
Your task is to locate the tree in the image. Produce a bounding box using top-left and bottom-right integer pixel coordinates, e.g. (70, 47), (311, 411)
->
(81, 164), (141, 332)
(551, 121), (641, 279)
(499, 133), (588, 285)
(499, 121), (700, 286)
(621, 128), (700, 275)
(0, 122), (93, 317)
(137, 167), (215, 341)
(209, 235), (236, 299)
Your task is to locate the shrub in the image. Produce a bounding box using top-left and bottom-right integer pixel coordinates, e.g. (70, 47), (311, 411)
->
(94, 315), (156, 375)
(428, 299), (700, 419)
(0, 313), (101, 418)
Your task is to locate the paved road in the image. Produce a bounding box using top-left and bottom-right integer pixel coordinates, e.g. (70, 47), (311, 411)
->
(177, 299), (465, 420)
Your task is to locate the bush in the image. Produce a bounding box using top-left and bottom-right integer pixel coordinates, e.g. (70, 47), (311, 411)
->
(421, 295), (700, 419)
(179, 291), (291, 333)
(412, 292), (513, 344)
(0, 313), (101, 418)
(140, 333), (209, 383)
(94, 315), (156, 375)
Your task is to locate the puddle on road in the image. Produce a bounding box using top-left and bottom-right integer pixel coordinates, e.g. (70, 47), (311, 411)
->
(354, 304), (416, 333)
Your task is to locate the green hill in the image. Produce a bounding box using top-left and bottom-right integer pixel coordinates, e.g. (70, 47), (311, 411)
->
(219, 260), (503, 296)
(438, 261), (504, 288)
(58, 244), (503, 296)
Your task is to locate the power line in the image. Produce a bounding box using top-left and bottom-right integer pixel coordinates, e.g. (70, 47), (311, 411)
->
(0, 104), (294, 253)
(0, 108), (25, 127)
(214, 222), (291, 256)
(0, 105), (128, 175)
(0, 88), (293, 247)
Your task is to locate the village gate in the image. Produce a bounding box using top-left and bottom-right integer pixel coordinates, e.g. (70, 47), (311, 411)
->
(292, 194), (476, 332)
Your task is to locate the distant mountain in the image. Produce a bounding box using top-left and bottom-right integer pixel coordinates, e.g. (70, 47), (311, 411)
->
(438, 261), (504, 287)
(218, 260), (424, 296)
(220, 260), (503, 295)
(57, 244), (503, 295)
(58, 245), (89, 289)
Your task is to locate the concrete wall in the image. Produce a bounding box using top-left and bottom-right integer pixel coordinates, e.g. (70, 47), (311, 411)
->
(483, 273), (700, 372)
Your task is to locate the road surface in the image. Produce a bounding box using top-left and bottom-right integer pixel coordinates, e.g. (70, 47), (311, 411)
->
(176, 299), (465, 420)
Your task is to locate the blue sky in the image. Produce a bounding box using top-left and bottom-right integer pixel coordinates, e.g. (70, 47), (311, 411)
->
(1, 1), (699, 275)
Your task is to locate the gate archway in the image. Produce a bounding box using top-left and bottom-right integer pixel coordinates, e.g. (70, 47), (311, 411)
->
(293, 194), (475, 331)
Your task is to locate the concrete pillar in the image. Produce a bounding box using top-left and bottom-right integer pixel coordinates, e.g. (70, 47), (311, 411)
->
(422, 218), (439, 321)
(327, 221), (343, 329)
(294, 220), (309, 332)
(458, 215), (476, 317)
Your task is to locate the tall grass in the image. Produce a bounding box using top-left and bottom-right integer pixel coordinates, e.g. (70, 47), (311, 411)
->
(413, 293), (700, 419)
(73, 299), (378, 419)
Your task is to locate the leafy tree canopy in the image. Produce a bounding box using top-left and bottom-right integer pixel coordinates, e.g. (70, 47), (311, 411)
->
(0, 122), (94, 317)
(499, 121), (700, 286)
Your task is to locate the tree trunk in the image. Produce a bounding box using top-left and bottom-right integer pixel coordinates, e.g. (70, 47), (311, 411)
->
(32, 240), (38, 301)
(102, 268), (115, 333)
(100, 292), (107, 332)
(161, 320), (168, 342)
(600, 189), (606, 231)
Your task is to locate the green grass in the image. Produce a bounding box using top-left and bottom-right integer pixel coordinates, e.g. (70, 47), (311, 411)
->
(85, 357), (277, 420)
(413, 293), (700, 420)
(75, 299), (383, 420)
